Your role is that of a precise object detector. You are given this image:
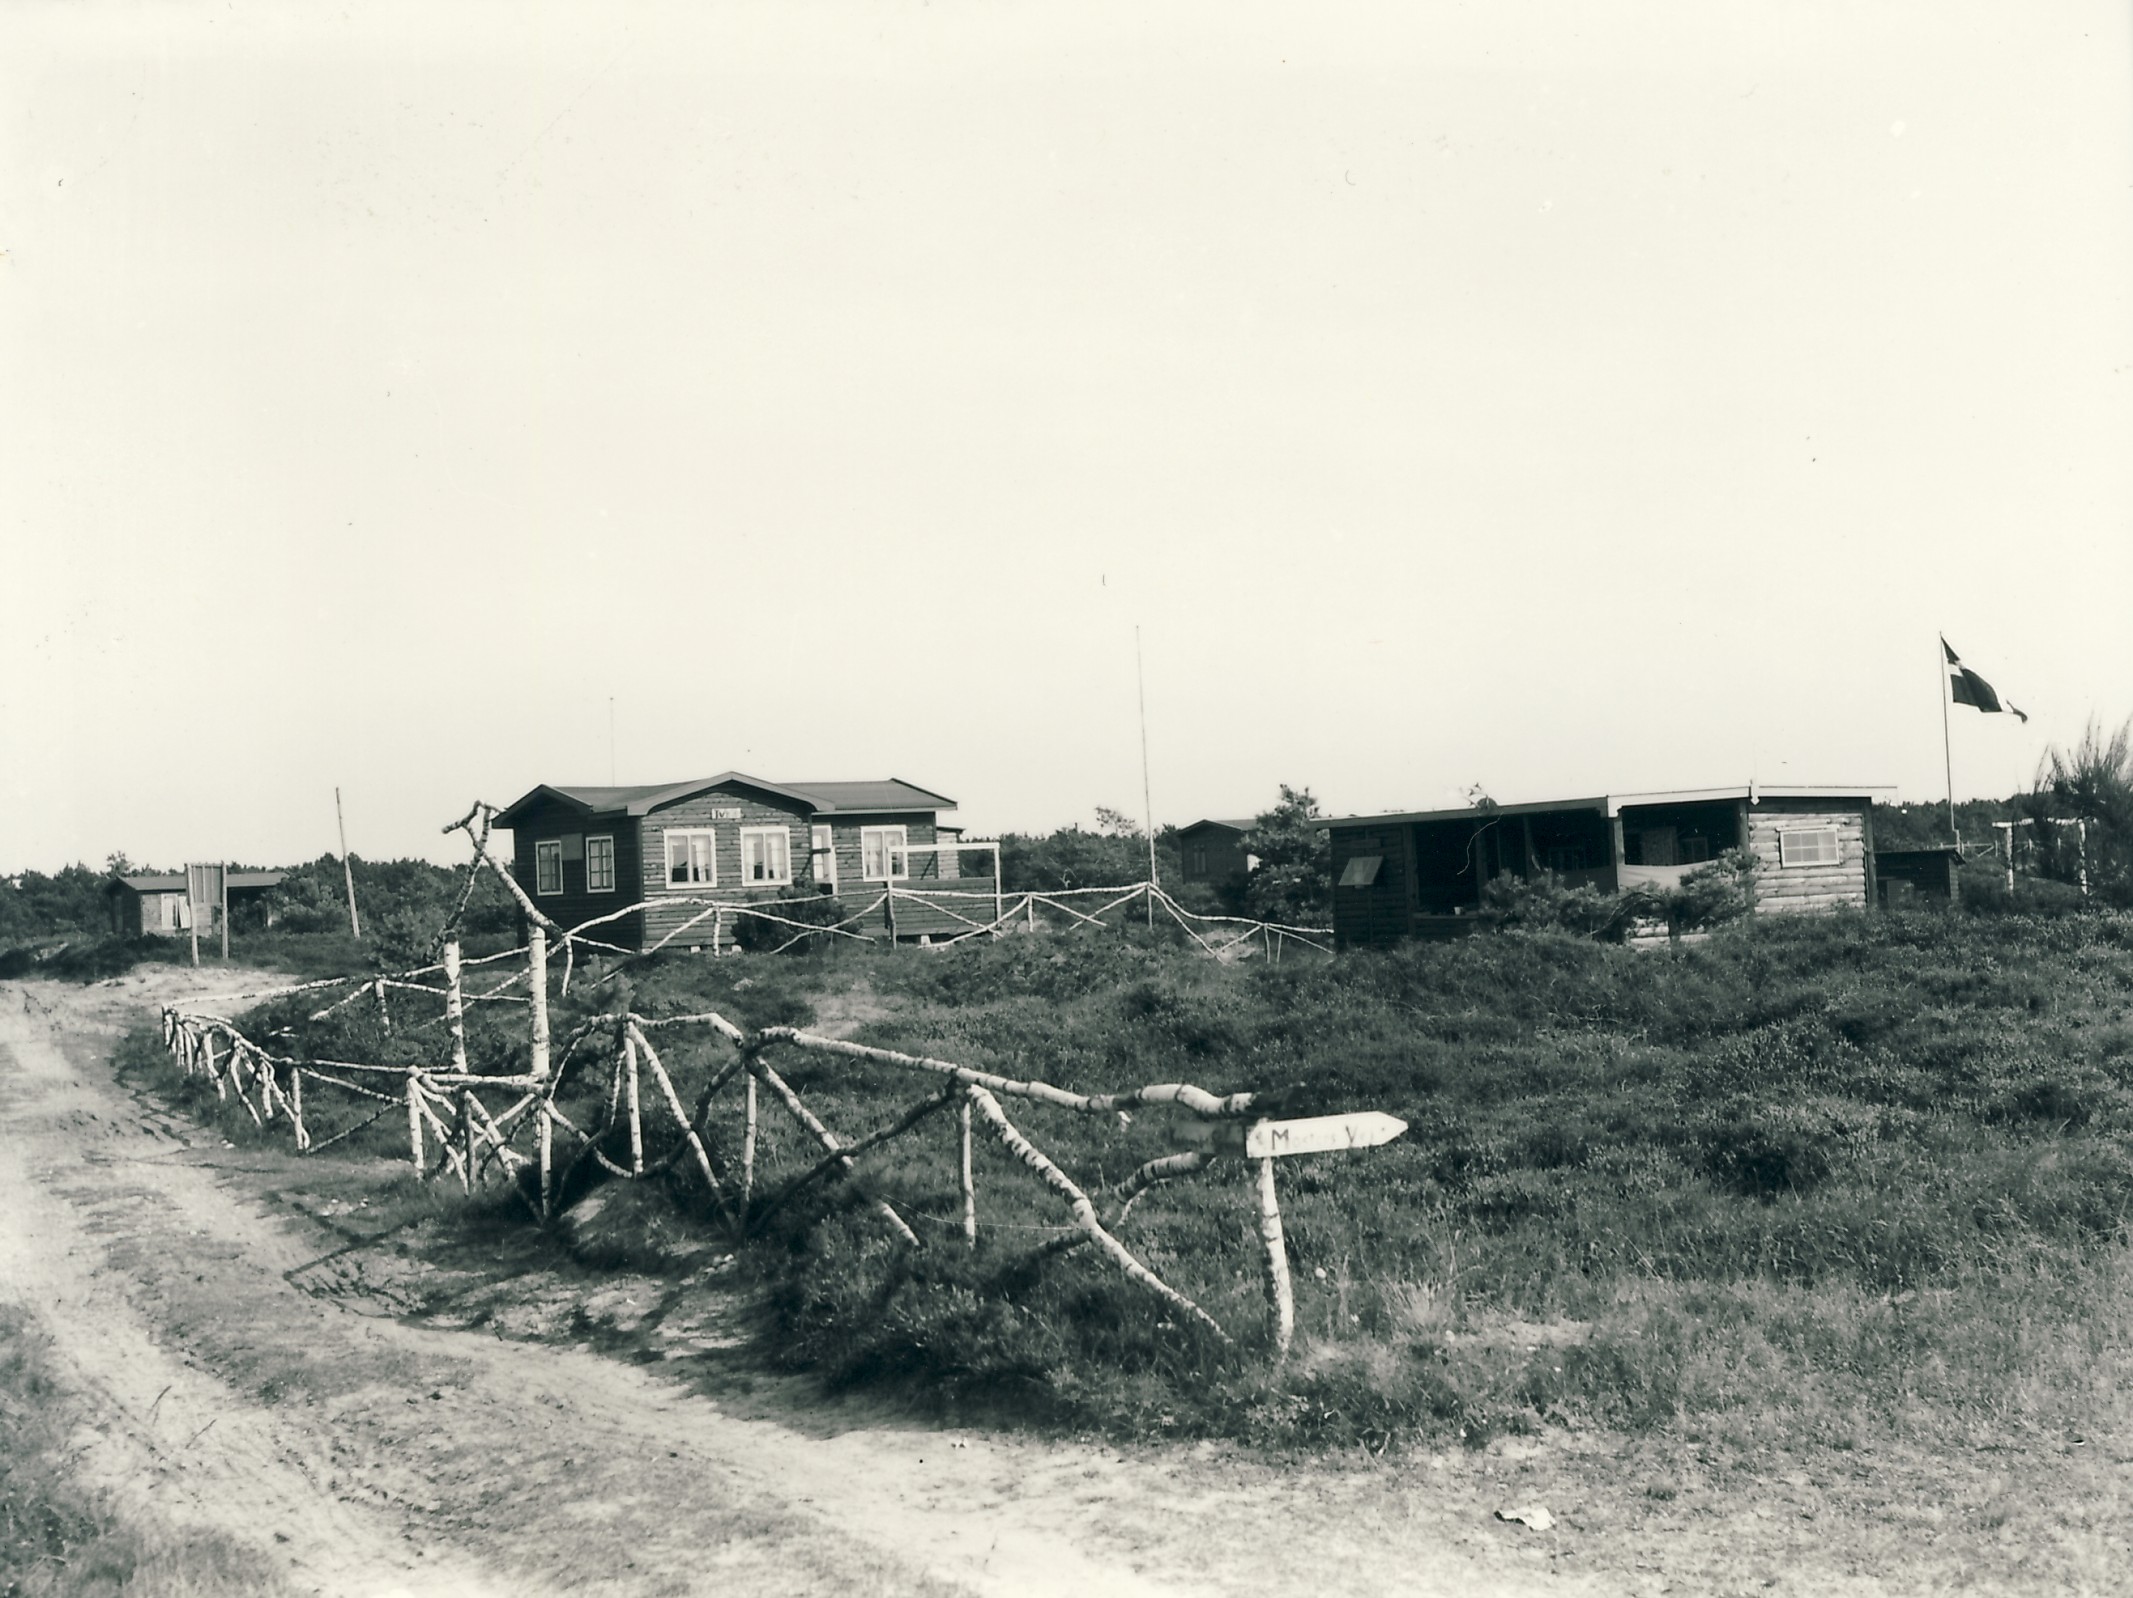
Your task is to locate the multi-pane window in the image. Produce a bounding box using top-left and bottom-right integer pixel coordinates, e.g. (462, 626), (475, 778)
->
(1778, 827), (1841, 868)
(665, 829), (717, 887)
(585, 835), (616, 893)
(861, 825), (909, 881)
(741, 827), (792, 886)
(535, 840), (563, 895)
(811, 825), (836, 888)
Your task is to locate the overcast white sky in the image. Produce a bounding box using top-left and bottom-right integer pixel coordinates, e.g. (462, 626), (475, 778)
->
(4, 2), (2130, 872)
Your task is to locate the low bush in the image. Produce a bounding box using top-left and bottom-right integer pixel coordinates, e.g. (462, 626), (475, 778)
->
(732, 893), (849, 955)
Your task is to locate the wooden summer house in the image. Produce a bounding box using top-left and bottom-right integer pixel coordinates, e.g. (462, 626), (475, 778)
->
(492, 774), (986, 949)
(1323, 784), (1894, 950)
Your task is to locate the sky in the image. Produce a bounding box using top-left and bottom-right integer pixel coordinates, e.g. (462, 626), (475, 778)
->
(4, 1), (2130, 872)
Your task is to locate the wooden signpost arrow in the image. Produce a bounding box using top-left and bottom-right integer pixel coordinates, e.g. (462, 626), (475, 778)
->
(1165, 1109), (1409, 1357)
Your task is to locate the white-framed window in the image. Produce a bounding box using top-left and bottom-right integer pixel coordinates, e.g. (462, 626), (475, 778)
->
(585, 835), (616, 893)
(811, 825), (836, 888)
(664, 828), (717, 888)
(741, 826), (792, 886)
(861, 825), (909, 881)
(535, 839), (563, 896)
(1778, 827), (1841, 868)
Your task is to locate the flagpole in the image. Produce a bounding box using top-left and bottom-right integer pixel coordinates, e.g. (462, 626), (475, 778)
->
(1938, 634), (1957, 849)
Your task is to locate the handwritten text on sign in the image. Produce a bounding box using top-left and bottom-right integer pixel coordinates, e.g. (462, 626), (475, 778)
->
(1168, 1111), (1408, 1159)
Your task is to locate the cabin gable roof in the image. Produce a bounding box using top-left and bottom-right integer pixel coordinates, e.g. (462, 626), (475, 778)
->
(493, 773), (956, 828)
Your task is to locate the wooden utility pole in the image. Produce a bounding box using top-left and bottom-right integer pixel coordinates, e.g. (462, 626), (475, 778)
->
(335, 787), (362, 939)
(1940, 635), (1958, 848)
(219, 862), (230, 961)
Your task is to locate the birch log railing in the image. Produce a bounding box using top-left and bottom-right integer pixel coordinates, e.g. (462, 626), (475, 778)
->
(148, 801), (1376, 1350)
(157, 959), (1278, 1343)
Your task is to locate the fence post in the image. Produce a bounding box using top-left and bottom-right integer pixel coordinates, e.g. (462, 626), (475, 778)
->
(1025, 894), (1036, 933)
(458, 1091), (476, 1194)
(528, 925), (550, 1084)
(406, 1074), (427, 1177)
(885, 881), (898, 943)
(1255, 1153), (1294, 1357)
(624, 1029), (644, 1176)
(959, 1095), (977, 1247)
(741, 1074), (758, 1209)
(443, 940), (468, 1075)
(538, 1106), (553, 1221)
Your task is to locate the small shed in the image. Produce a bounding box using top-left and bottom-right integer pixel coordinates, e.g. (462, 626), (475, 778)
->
(107, 872), (286, 938)
(1875, 847), (1962, 907)
(1177, 818), (1256, 894)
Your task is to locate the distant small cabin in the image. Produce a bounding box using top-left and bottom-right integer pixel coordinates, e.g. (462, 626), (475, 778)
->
(1322, 785), (1893, 950)
(1875, 847), (1961, 908)
(1177, 819), (1256, 893)
(107, 872), (286, 938)
(492, 774), (983, 949)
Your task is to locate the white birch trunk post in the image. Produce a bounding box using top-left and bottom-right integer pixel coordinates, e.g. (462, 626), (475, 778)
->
(1255, 1155), (1295, 1357)
(741, 1073), (758, 1209)
(623, 1029), (644, 1176)
(964, 1087), (1229, 1341)
(885, 880), (898, 942)
(1026, 894), (1037, 933)
(528, 926), (551, 1083)
(290, 1067), (308, 1150)
(443, 940), (469, 1075)
(458, 1091), (476, 1194)
(959, 1097), (977, 1247)
(373, 977), (393, 1037)
(626, 1023), (734, 1218)
(537, 1105), (554, 1221)
(993, 844), (1004, 936)
(406, 1074), (427, 1177)
(205, 1033), (225, 1100)
(713, 908), (724, 957)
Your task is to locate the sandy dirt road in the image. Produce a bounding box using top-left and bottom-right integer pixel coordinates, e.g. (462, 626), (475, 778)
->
(1, 971), (1602, 1598)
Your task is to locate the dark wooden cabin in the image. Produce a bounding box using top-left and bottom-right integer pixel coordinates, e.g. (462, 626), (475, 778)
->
(492, 774), (983, 950)
(1177, 818), (1256, 895)
(1322, 785), (1893, 950)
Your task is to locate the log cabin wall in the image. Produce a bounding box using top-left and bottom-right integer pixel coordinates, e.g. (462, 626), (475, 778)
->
(636, 784), (821, 948)
(1744, 799), (1873, 913)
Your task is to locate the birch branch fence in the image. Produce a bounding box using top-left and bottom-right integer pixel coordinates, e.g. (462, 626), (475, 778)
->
(150, 802), (1360, 1350)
